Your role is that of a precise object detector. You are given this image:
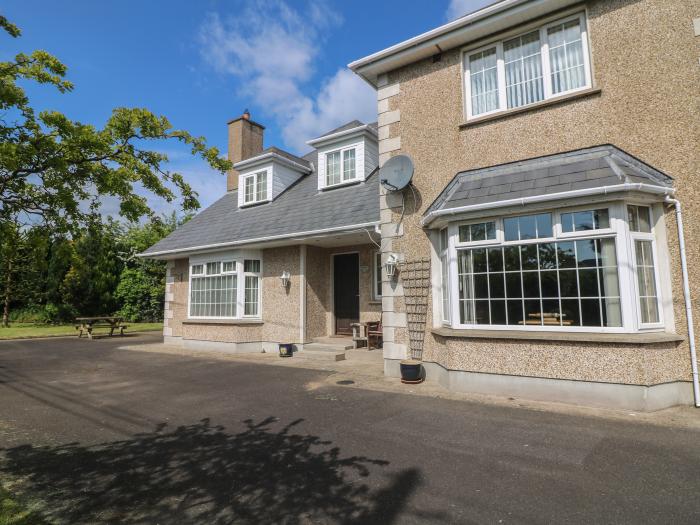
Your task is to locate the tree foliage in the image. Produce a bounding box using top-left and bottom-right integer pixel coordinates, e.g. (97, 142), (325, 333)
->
(0, 16), (231, 231)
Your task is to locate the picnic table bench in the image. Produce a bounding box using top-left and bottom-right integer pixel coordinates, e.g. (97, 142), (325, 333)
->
(75, 317), (128, 339)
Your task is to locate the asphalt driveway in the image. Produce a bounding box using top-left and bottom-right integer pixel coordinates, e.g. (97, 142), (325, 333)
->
(1, 334), (699, 524)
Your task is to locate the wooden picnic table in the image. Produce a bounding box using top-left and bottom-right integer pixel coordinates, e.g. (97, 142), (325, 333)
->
(75, 316), (128, 339)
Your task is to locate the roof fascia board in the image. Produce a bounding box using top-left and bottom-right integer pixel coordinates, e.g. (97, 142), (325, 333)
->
(421, 183), (675, 227)
(234, 152), (311, 173)
(349, 0), (578, 85)
(138, 221), (380, 258)
(306, 125), (377, 147)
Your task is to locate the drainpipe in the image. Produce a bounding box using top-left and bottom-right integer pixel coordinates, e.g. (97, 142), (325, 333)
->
(665, 195), (700, 407)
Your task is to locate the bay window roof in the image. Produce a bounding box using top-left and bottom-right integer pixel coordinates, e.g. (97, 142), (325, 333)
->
(423, 145), (674, 227)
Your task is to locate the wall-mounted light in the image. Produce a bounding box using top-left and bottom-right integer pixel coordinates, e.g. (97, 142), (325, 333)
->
(384, 253), (399, 278)
(280, 270), (291, 288)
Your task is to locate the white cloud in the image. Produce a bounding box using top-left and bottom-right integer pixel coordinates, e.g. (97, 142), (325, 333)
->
(198, 1), (376, 153)
(445, 0), (493, 22)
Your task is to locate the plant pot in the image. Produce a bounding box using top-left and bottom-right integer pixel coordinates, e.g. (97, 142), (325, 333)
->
(278, 343), (294, 358)
(400, 359), (423, 384)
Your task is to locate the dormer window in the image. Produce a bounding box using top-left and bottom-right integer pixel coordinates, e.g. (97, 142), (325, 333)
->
(464, 12), (591, 120)
(325, 147), (357, 187)
(242, 169), (269, 205)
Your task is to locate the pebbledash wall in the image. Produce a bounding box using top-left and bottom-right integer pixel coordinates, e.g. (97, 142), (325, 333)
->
(162, 244), (380, 352)
(376, 0), (700, 409)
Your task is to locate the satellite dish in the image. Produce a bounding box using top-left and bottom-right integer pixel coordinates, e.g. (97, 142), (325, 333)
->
(379, 155), (414, 192)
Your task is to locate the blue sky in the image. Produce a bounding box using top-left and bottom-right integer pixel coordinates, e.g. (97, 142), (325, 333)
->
(3, 0), (490, 215)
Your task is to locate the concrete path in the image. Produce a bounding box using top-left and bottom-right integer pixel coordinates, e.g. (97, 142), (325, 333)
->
(1, 333), (699, 524)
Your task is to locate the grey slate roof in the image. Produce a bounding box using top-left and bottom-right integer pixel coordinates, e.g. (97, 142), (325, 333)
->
(142, 122), (379, 256)
(252, 146), (312, 169)
(424, 145), (673, 221)
(310, 120), (378, 142)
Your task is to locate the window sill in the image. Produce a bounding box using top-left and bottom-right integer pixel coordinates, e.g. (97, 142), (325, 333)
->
(184, 319), (263, 326)
(320, 179), (363, 191)
(431, 327), (683, 345)
(239, 199), (271, 208)
(459, 88), (602, 129)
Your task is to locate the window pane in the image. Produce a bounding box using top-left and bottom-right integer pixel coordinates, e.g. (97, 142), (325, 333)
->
(507, 300), (524, 325)
(491, 300), (507, 325)
(504, 30), (544, 109)
(375, 252), (383, 298)
(541, 299), (561, 325)
(634, 240), (659, 323)
(459, 221), (496, 243)
(548, 18), (585, 94)
(504, 217), (519, 242)
(343, 148), (356, 181)
(628, 205), (651, 233)
(580, 298), (601, 326)
(222, 261), (235, 273)
(191, 264), (203, 275)
(206, 262), (221, 275)
(504, 213), (552, 241)
(244, 176), (255, 202)
(487, 248), (503, 272)
(519, 214), (537, 240)
(326, 151), (341, 186)
(489, 273), (505, 298)
(457, 236), (620, 329)
(561, 209), (609, 232)
(256, 171), (267, 201)
(504, 246), (521, 271)
(245, 275), (259, 316)
(190, 274), (236, 318)
(470, 48), (499, 115)
(244, 259), (261, 273)
(474, 300), (490, 324)
(505, 273), (523, 298)
(560, 299), (580, 326)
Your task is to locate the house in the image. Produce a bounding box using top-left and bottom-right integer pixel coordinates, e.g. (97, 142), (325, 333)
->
(348, 0), (700, 410)
(141, 114), (383, 352)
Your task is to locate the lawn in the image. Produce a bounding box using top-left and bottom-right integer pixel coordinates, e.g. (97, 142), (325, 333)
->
(0, 486), (46, 525)
(0, 322), (162, 340)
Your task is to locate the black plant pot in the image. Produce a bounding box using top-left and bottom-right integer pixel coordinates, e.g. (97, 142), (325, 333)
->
(279, 343), (294, 358)
(400, 359), (423, 384)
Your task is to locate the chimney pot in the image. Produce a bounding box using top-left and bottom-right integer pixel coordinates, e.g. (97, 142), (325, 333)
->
(242, 109), (250, 120)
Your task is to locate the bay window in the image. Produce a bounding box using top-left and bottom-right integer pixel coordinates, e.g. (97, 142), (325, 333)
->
(189, 256), (262, 319)
(440, 203), (664, 332)
(464, 13), (591, 119)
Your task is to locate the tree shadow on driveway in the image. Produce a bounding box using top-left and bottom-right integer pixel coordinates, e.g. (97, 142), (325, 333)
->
(0, 417), (431, 524)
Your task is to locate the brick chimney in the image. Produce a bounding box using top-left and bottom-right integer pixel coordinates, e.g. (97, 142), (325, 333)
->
(227, 109), (264, 192)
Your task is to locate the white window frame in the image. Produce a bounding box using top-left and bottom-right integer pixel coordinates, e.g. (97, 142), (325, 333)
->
(243, 259), (262, 318)
(240, 168), (271, 206)
(442, 201), (666, 333)
(626, 204), (664, 329)
(463, 12), (592, 121)
(188, 255), (263, 320)
(439, 228), (451, 324)
(324, 145), (359, 188)
(372, 251), (382, 301)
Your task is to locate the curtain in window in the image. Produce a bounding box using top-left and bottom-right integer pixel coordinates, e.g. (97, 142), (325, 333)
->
(504, 31), (544, 109)
(635, 240), (659, 324)
(548, 19), (585, 94)
(469, 48), (498, 115)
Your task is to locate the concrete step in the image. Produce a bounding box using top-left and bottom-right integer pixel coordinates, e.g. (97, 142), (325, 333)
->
(299, 343), (347, 361)
(310, 338), (354, 350)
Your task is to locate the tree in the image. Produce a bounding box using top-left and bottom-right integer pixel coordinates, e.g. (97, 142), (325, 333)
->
(115, 214), (182, 322)
(0, 16), (231, 232)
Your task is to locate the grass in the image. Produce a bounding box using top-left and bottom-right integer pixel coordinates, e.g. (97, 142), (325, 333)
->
(0, 486), (46, 525)
(0, 322), (163, 340)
